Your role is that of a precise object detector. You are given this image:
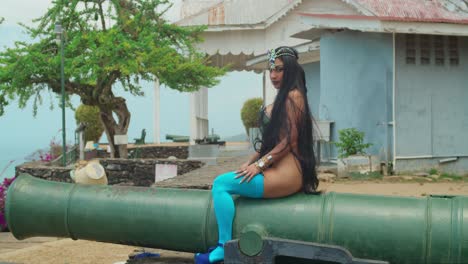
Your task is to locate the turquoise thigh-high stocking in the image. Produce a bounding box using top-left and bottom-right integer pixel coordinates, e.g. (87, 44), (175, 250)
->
(195, 171), (264, 263)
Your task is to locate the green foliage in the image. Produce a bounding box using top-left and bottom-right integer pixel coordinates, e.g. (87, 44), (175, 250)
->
(75, 104), (104, 142)
(334, 128), (372, 158)
(0, 0), (226, 157)
(348, 171), (383, 181)
(440, 173), (464, 181)
(429, 168), (439, 175)
(240, 98), (263, 135)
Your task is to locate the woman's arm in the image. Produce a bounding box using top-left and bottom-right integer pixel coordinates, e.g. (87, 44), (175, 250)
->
(247, 152), (261, 165)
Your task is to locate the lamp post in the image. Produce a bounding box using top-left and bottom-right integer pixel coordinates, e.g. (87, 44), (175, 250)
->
(55, 23), (67, 166)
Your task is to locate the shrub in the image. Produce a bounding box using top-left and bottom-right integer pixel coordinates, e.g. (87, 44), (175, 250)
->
(0, 176), (16, 231)
(48, 136), (64, 160)
(334, 128), (372, 158)
(241, 98), (263, 135)
(75, 104), (104, 142)
(25, 134), (72, 163)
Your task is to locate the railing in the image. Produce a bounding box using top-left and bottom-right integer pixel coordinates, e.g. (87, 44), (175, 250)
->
(50, 145), (79, 167)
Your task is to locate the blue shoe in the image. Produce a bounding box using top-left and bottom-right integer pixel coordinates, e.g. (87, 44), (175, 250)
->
(194, 243), (223, 264)
(132, 252), (161, 259)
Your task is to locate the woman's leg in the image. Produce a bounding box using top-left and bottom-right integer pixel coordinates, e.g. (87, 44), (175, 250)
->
(197, 171), (264, 263)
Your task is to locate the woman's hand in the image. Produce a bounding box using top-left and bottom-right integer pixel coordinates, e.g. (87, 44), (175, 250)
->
(235, 163), (261, 183)
(238, 162), (250, 172)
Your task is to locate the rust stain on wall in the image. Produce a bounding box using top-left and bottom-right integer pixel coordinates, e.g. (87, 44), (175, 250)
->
(208, 4), (225, 25)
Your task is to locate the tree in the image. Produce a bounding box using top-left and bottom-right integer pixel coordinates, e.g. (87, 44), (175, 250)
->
(0, 0), (225, 158)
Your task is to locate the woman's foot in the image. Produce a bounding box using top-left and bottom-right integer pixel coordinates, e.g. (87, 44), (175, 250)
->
(194, 243), (224, 264)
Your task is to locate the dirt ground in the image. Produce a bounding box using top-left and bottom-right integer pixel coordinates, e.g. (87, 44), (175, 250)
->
(1, 181), (467, 264)
(320, 181), (468, 196)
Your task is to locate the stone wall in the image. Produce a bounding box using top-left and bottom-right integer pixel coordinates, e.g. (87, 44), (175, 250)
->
(97, 146), (189, 159)
(100, 159), (202, 186)
(16, 158), (203, 187)
(16, 162), (72, 183)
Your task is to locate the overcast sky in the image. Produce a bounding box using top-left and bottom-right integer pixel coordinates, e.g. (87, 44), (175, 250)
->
(0, 0), (182, 26)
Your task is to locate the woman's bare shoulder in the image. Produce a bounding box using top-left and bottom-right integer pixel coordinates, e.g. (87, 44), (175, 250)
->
(288, 89), (303, 99)
(287, 89), (304, 107)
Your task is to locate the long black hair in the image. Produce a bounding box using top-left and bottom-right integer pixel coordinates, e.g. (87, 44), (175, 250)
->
(257, 46), (319, 193)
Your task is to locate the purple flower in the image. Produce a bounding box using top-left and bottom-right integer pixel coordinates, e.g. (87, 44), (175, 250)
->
(0, 176), (15, 231)
(0, 212), (6, 230)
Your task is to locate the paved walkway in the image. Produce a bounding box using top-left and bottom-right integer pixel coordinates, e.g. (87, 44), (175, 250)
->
(154, 155), (248, 189)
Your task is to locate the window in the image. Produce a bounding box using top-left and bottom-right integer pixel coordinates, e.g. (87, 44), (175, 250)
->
(405, 34), (460, 66)
(448, 36), (459, 66)
(405, 34), (416, 64)
(420, 35), (431, 65)
(434, 36), (444, 66)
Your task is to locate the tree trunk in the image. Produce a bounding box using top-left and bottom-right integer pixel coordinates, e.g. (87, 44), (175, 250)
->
(99, 97), (131, 158)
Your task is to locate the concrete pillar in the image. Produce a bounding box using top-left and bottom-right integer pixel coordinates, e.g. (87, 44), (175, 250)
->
(79, 131), (85, 160)
(190, 87), (209, 145)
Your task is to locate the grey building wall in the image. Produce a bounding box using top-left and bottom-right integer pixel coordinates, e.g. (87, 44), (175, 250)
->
(320, 30), (394, 160)
(395, 34), (468, 174)
(303, 61), (321, 118)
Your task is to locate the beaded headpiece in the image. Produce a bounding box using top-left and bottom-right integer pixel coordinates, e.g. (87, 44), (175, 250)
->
(267, 47), (298, 70)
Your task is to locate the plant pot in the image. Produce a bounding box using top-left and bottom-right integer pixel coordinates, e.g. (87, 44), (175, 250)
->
(337, 155), (380, 178)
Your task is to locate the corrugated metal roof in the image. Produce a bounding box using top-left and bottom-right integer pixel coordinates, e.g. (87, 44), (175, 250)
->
(179, 0), (468, 27)
(180, 0), (223, 19)
(177, 0), (302, 27)
(348, 0), (468, 24)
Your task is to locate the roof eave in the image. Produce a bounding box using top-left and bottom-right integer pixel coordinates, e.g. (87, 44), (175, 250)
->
(204, 23), (267, 32)
(298, 13), (468, 37)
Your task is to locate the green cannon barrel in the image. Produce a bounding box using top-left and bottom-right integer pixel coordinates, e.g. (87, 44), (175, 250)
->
(165, 134), (189, 142)
(172, 137), (190, 142)
(6, 174), (468, 263)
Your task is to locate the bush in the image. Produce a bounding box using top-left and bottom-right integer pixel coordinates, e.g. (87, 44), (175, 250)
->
(334, 128), (372, 158)
(24, 134), (73, 163)
(241, 98), (263, 135)
(0, 176), (15, 231)
(75, 104), (104, 142)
